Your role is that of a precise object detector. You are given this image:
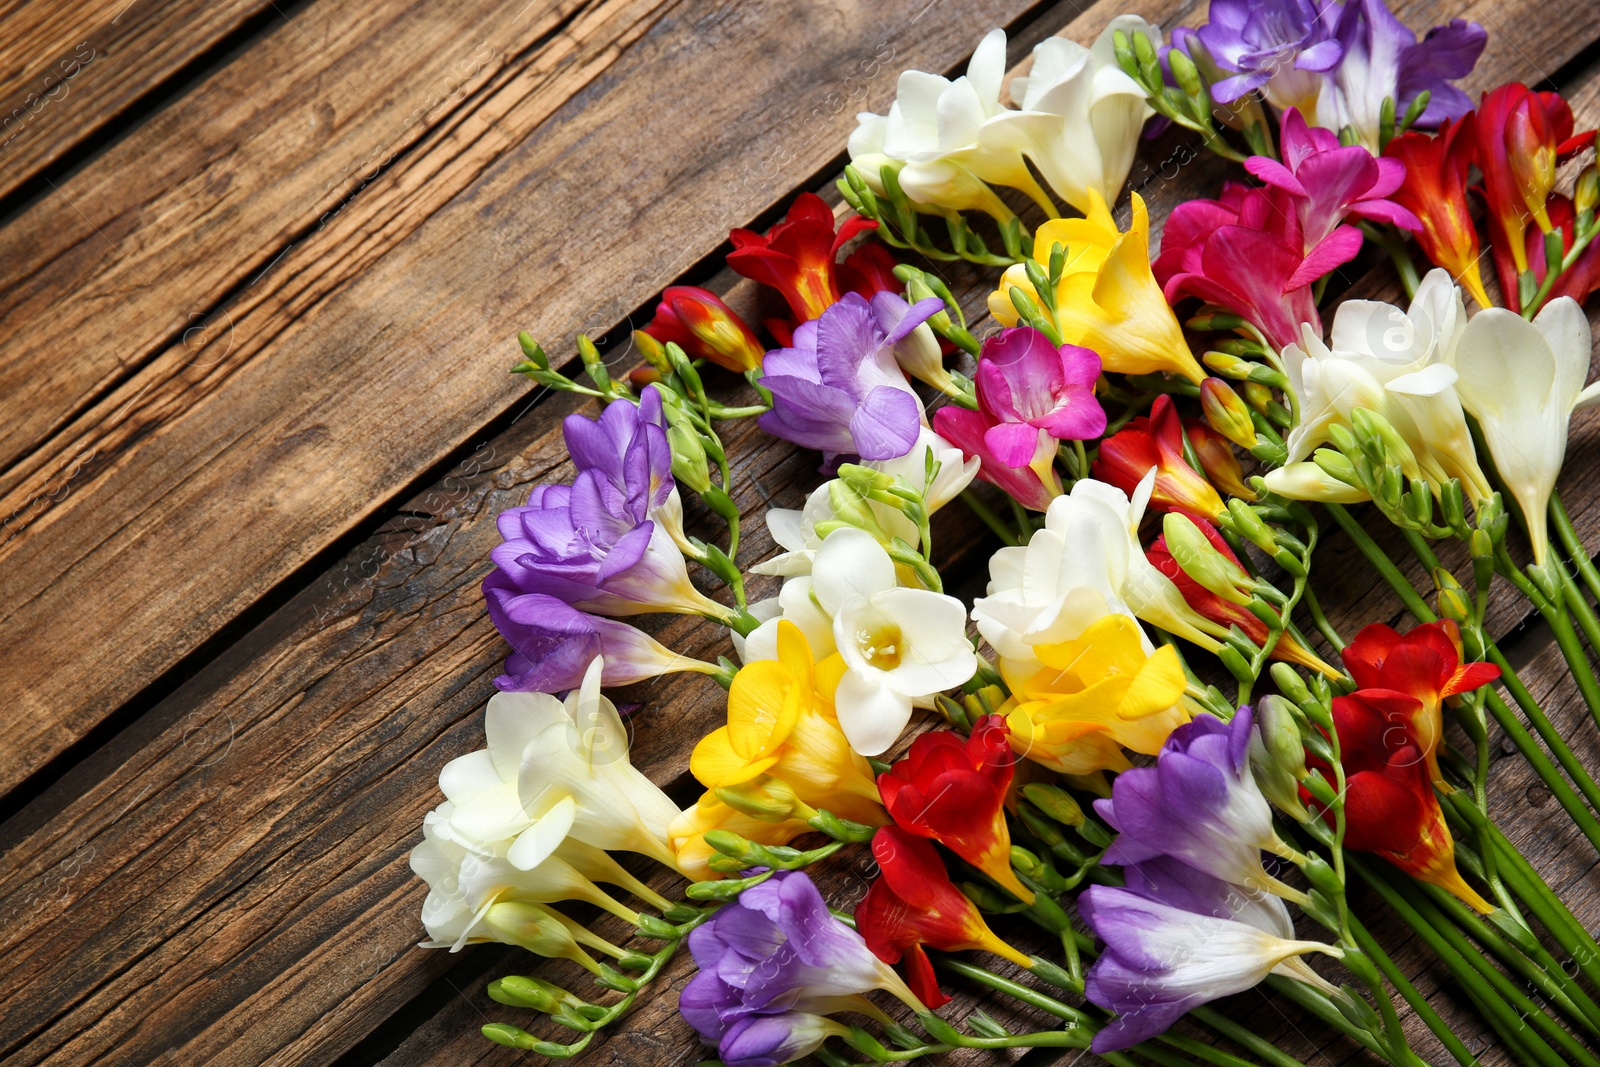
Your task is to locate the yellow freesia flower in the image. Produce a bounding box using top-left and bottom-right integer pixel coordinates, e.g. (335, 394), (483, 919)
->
(689, 620), (885, 827)
(1002, 614), (1192, 775)
(990, 190), (1205, 384)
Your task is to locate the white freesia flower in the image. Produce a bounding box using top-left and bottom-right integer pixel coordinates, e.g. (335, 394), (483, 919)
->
(755, 428), (978, 579)
(1451, 296), (1600, 564)
(973, 472), (1221, 674)
(812, 527), (976, 756)
(849, 20), (1154, 219)
(1280, 269), (1492, 504)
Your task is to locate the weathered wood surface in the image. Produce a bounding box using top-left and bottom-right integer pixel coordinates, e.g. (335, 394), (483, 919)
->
(3, 0), (1600, 1066)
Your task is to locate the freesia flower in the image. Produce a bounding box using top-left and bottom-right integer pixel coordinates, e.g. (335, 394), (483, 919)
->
(972, 473), (1228, 673)
(643, 286), (765, 373)
(483, 589), (721, 693)
(932, 403), (1063, 512)
(1271, 268), (1492, 506)
(1260, 460), (1371, 504)
(758, 292), (942, 465)
(1340, 620), (1501, 790)
(716, 1013), (852, 1067)
(1246, 107), (1421, 263)
(973, 327), (1105, 465)
(1003, 614), (1191, 776)
(804, 528), (976, 755)
(1179, 0), (1342, 117)
(1475, 84), (1596, 285)
(728, 192), (877, 324)
(689, 620), (886, 825)
(991, 191), (1206, 384)
(1082, 855), (1340, 1052)
(754, 426), (979, 579)
(1186, 413), (1255, 500)
(679, 870), (926, 1058)
(1451, 296), (1600, 563)
(1153, 182), (1323, 353)
(484, 387), (734, 621)
(458, 658), (684, 870)
(836, 239), (903, 301)
(879, 716), (1033, 903)
(1092, 394), (1224, 521)
(848, 20), (1155, 219)
(1383, 115), (1492, 309)
(1311, 688), (1494, 912)
(1097, 709), (1306, 901)
(980, 17), (1158, 215)
(1316, 0), (1485, 152)
(1146, 519), (1340, 678)
(668, 790), (814, 883)
(857, 825), (1034, 1008)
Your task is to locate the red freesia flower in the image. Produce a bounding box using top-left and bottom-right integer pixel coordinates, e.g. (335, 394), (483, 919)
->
(1310, 689), (1493, 913)
(1525, 195), (1600, 307)
(1474, 83), (1597, 288)
(642, 286), (764, 373)
(727, 192), (878, 327)
(1384, 114), (1492, 309)
(1091, 394), (1225, 522)
(1185, 416), (1253, 501)
(878, 717), (1034, 904)
(1146, 518), (1338, 678)
(856, 826), (1033, 1008)
(837, 239), (902, 301)
(1341, 620), (1500, 790)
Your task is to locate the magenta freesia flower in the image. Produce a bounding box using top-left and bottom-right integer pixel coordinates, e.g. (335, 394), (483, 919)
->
(483, 386), (732, 622)
(1247, 108), (1421, 266)
(678, 870), (922, 1062)
(758, 292), (943, 465)
(973, 327), (1105, 467)
(932, 403), (1063, 512)
(1154, 183), (1322, 352)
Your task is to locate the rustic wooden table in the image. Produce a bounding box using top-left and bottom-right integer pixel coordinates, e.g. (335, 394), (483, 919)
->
(4, 0), (1600, 1064)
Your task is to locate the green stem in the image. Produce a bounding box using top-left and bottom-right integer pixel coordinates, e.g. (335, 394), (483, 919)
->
(1348, 916), (1480, 1067)
(1553, 491), (1600, 605)
(1188, 1006), (1310, 1067)
(1324, 504), (1435, 622)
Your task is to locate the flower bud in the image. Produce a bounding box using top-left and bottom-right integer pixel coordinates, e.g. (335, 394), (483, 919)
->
(893, 320), (957, 394)
(484, 902), (594, 967)
(1164, 512), (1251, 606)
(1200, 377), (1258, 449)
(1242, 381), (1274, 415)
(665, 420), (712, 494)
(488, 976), (589, 1013)
(644, 286), (765, 373)
(1202, 350), (1254, 379)
(1187, 418), (1255, 500)
(1020, 783), (1085, 828)
(715, 775), (817, 823)
(1577, 165), (1599, 216)
(1433, 567), (1473, 626)
(632, 329), (671, 373)
(1225, 498), (1278, 554)
(1350, 408), (1419, 472)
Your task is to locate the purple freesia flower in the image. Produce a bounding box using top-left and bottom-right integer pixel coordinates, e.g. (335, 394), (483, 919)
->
(483, 386), (730, 621)
(1320, 0), (1486, 149)
(1186, 0), (1342, 112)
(678, 870), (923, 1057)
(719, 1013), (849, 1067)
(483, 589), (718, 692)
(974, 327), (1105, 467)
(1246, 107), (1421, 274)
(1081, 861), (1336, 1052)
(1096, 709), (1300, 898)
(758, 292), (943, 465)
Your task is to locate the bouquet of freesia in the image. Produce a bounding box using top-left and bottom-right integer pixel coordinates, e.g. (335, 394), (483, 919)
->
(406, 3), (1600, 1064)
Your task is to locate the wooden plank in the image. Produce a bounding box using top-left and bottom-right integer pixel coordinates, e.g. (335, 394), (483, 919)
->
(0, 0), (609, 484)
(0, 0), (1068, 797)
(0, 0), (278, 202)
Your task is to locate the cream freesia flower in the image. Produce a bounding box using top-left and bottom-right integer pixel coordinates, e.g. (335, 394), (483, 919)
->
(1451, 295), (1600, 564)
(973, 472), (1224, 676)
(1273, 268), (1492, 505)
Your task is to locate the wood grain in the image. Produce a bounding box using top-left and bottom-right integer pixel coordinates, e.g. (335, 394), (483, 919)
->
(0, 0), (278, 202)
(0, 0), (1056, 799)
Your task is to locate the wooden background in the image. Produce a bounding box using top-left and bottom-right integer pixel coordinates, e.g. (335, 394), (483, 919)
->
(3, 0), (1600, 1064)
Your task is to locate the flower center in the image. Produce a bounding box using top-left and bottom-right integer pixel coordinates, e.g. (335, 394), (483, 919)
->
(853, 620), (903, 671)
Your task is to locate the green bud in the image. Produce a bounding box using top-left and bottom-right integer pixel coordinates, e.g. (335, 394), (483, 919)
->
(1010, 845), (1046, 880)
(716, 776), (817, 823)
(1021, 783), (1086, 827)
(1311, 446), (1360, 487)
(488, 975), (588, 1013)
(481, 1023), (571, 1055)
(1433, 567), (1472, 626)
(1168, 46), (1204, 101)
(664, 421), (712, 494)
(1469, 527), (1494, 559)
(576, 334), (612, 393)
(1351, 408), (1417, 470)
(1165, 512), (1252, 606)
(634, 914), (681, 940)
(1242, 381), (1274, 415)
(1249, 695), (1311, 820)
(1270, 662), (1313, 705)
(484, 902), (590, 964)
(1577, 165), (1599, 217)
(1218, 643), (1253, 681)
(1300, 852), (1345, 898)
(1202, 350), (1255, 380)
(1189, 311), (1250, 332)
(517, 332), (551, 370)
(1200, 377), (1257, 448)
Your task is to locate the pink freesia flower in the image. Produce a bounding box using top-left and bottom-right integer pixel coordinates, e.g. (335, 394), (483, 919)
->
(1154, 183), (1322, 352)
(1246, 108), (1421, 279)
(932, 404), (1063, 512)
(973, 327), (1105, 467)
